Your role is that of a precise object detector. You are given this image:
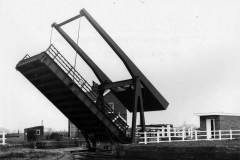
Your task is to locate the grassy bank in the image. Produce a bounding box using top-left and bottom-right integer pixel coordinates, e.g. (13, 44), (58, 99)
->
(0, 147), (73, 160)
(116, 139), (240, 160)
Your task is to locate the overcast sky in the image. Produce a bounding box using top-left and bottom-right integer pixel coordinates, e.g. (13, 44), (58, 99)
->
(1, 0), (240, 132)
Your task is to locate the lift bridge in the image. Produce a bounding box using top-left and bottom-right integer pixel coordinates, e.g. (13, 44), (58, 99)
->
(16, 9), (169, 147)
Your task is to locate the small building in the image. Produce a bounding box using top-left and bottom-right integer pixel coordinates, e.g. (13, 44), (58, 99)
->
(24, 126), (44, 141)
(68, 121), (83, 139)
(92, 81), (127, 121)
(137, 124), (173, 132)
(104, 91), (127, 120)
(68, 89), (127, 139)
(197, 113), (240, 139)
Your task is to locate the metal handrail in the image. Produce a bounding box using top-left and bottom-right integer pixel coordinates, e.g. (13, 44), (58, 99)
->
(22, 54), (30, 60)
(45, 45), (128, 131)
(46, 45), (96, 99)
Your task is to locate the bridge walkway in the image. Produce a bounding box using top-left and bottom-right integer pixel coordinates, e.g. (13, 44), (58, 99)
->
(16, 45), (129, 143)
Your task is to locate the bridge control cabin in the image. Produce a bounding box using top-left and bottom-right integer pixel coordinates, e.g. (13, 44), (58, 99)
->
(24, 126), (44, 141)
(198, 113), (240, 139)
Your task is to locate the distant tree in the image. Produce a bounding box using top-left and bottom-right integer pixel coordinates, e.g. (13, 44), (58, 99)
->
(49, 132), (62, 141)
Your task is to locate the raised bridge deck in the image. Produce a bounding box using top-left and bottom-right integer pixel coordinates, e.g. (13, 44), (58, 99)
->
(16, 45), (130, 144)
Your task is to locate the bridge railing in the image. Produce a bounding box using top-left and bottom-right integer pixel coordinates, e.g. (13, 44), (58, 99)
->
(0, 131), (6, 145)
(137, 128), (240, 144)
(46, 45), (96, 100)
(45, 45), (128, 132)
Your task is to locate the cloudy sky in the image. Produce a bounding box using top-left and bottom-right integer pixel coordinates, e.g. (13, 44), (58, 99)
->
(1, 0), (240, 132)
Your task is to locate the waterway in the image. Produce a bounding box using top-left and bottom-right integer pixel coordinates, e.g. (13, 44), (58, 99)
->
(70, 151), (144, 160)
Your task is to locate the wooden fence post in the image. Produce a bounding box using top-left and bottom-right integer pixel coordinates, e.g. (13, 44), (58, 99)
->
(219, 130), (221, 140)
(230, 129), (232, 140)
(161, 126), (165, 137)
(173, 128), (176, 137)
(167, 125), (171, 142)
(188, 128), (190, 137)
(190, 127), (193, 139)
(182, 129), (185, 141)
(195, 130), (198, 140)
(144, 132), (147, 144)
(2, 132), (6, 145)
(157, 130), (160, 143)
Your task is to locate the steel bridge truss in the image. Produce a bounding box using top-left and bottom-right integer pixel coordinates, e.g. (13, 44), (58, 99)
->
(52, 8), (169, 143)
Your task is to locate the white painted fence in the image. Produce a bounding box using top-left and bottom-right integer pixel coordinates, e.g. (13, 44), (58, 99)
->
(137, 128), (240, 144)
(0, 132), (6, 145)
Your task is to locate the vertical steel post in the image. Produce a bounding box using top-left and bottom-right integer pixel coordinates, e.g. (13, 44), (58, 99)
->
(131, 89), (138, 143)
(136, 78), (145, 132)
(131, 77), (146, 143)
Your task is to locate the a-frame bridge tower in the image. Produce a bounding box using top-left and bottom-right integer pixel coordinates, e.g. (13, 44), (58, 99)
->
(16, 8), (169, 146)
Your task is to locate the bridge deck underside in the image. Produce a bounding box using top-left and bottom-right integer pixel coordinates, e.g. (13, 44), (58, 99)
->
(16, 53), (128, 142)
(114, 88), (164, 112)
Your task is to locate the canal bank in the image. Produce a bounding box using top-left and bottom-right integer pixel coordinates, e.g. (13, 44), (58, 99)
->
(115, 140), (240, 160)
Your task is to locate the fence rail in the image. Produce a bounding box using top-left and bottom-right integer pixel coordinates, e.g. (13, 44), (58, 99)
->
(137, 128), (240, 144)
(0, 132), (6, 145)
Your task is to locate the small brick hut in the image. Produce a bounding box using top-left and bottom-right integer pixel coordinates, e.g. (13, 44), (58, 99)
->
(197, 113), (240, 139)
(198, 113), (240, 131)
(24, 125), (44, 141)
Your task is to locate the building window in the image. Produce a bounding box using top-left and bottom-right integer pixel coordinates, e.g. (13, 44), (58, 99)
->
(36, 129), (40, 135)
(108, 102), (114, 111)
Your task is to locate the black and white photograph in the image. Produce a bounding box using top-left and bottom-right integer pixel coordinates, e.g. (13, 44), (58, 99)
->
(1, 0), (240, 159)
